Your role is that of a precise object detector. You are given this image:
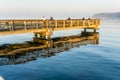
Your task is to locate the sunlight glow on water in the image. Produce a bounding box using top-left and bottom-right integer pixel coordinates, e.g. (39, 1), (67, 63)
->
(0, 76), (4, 80)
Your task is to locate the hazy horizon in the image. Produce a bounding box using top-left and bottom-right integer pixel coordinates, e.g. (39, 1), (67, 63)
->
(0, 0), (120, 19)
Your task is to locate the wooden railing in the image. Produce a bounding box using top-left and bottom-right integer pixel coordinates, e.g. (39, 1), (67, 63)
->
(0, 19), (100, 32)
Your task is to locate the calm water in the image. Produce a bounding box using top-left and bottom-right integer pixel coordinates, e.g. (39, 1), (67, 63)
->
(0, 20), (120, 80)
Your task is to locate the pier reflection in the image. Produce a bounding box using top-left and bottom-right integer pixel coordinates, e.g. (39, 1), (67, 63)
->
(0, 32), (99, 66)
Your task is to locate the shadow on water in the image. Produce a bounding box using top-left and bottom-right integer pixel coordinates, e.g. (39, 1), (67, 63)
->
(0, 32), (99, 66)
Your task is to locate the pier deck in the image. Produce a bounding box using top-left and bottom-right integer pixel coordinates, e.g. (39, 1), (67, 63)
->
(0, 19), (100, 36)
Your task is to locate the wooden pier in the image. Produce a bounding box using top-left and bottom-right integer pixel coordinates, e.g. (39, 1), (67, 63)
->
(0, 18), (100, 37)
(0, 32), (99, 65)
(0, 32), (99, 56)
(0, 18), (101, 66)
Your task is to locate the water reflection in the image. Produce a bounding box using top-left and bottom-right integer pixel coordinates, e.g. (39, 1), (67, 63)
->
(0, 32), (99, 66)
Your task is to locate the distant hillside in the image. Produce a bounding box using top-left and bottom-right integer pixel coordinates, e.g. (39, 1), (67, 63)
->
(93, 12), (120, 20)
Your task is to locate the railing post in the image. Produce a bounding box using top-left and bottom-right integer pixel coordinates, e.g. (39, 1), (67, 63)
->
(77, 20), (79, 26)
(96, 19), (98, 25)
(36, 20), (39, 29)
(87, 19), (90, 28)
(8, 21), (11, 31)
(97, 19), (99, 25)
(46, 20), (49, 28)
(91, 20), (93, 25)
(70, 20), (72, 27)
(63, 20), (65, 28)
(98, 19), (100, 25)
(55, 20), (57, 28)
(24, 20), (27, 30)
(82, 20), (85, 26)
(94, 19), (96, 25)
(11, 21), (14, 31)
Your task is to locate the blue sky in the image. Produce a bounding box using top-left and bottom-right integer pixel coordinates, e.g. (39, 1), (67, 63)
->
(0, 0), (120, 19)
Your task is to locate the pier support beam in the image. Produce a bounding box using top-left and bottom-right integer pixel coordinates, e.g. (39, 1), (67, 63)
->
(70, 42), (73, 48)
(94, 29), (96, 33)
(10, 21), (14, 31)
(76, 42), (79, 47)
(84, 28), (86, 32)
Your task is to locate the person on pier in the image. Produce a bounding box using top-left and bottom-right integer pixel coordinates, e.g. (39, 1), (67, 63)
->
(50, 16), (54, 20)
(82, 17), (85, 20)
(67, 17), (71, 20)
(41, 16), (46, 26)
(41, 16), (46, 21)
